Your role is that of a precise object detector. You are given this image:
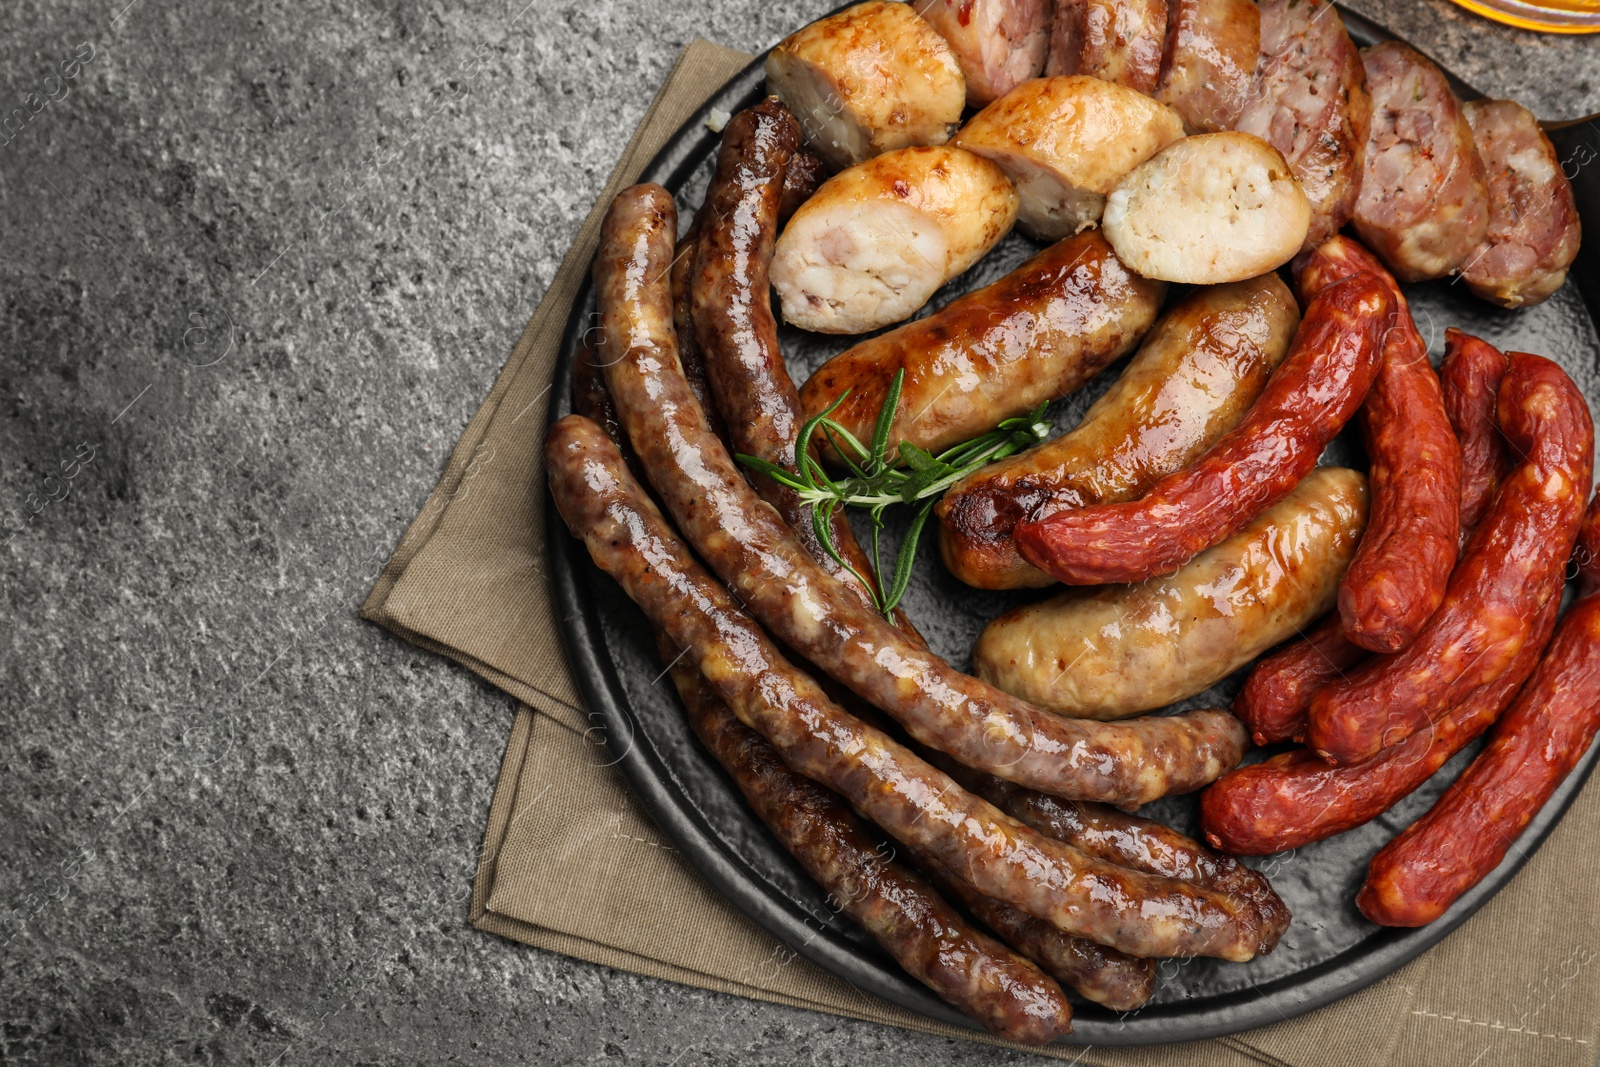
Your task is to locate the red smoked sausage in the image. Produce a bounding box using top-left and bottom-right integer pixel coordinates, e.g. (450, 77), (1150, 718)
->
(1439, 329), (1512, 543)
(1233, 613), (1368, 747)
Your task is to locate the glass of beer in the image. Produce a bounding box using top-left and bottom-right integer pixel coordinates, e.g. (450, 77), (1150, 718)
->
(1448, 0), (1600, 32)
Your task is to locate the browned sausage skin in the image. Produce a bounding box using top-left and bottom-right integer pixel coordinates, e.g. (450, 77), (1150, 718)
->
(593, 185), (1245, 806)
(1232, 613), (1367, 747)
(1047, 0), (1168, 94)
(1306, 352), (1595, 765)
(800, 230), (1164, 459)
(665, 647), (1075, 1040)
(1580, 490), (1600, 593)
(1155, 0), (1260, 133)
(1234, 0), (1371, 250)
(1352, 42), (1489, 283)
(546, 414), (1273, 961)
(1439, 329), (1512, 543)
(1295, 236), (1461, 652)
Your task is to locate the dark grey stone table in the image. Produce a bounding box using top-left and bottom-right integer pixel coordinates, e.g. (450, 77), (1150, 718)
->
(3, 2), (1596, 1064)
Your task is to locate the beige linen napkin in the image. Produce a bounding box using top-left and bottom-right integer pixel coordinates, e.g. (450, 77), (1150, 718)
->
(362, 39), (1600, 1065)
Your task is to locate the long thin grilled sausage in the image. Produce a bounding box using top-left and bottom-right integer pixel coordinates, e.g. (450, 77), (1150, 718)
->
(1200, 598), (1559, 855)
(691, 99), (884, 611)
(1580, 491), (1600, 593)
(596, 183), (1246, 808)
(1358, 591), (1600, 927)
(1296, 236), (1461, 653)
(664, 648), (1075, 1041)
(1015, 273), (1391, 586)
(547, 415), (1273, 961)
(1233, 613), (1368, 747)
(1306, 352), (1594, 765)
(1440, 328), (1512, 541)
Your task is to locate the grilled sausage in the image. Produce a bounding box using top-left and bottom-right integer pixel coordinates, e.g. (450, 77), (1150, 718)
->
(799, 230), (1164, 459)
(1015, 273), (1390, 586)
(1232, 613), (1368, 747)
(951, 75), (1184, 240)
(977, 468), (1368, 718)
(597, 183), (1246, 809)
(1235, 0), (1372, 250)
(1200, 598), (1559, 855)
(665, 649), (1075, 1040)
(1358, 591), (1600, 927)
(914, 0), (1051, 107)
(1459, 99), (1583, 309)
(1047, 0), (1168, 95)
(1306, 352), (1595, 765)
(1296, 236), (1462, 653)
(1580, 490), (1600, 593)
(547, 415), (1273, 961)
(765, 1), (966, 171)
(938, 273), (1299, 589)
(780, 147), (826, 223)
(1155, 0), (1261, 133)
(1351, 43), (1489, 283)
(771, 145), (1019, 334)
(1439, 329), (1511, 542)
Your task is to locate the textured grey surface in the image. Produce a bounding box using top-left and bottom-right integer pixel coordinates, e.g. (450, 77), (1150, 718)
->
(1, 2), (1597, 1065)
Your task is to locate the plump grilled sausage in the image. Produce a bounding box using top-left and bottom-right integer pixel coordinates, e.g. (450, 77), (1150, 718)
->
(914, 0), (1051, 106)
(1296, 236), (1462, 653)
(766, 1), (966, 171)
(1233, 613), (1367, 747)
(938, 273), (1298, 589)
(1015, 273), (1390, 586)
(1047, 0), (1168, 95)
(1306, 352), (1595, 765)
(1358, 591), (1600, 927)
(597, 183), (1246, 809)
(1200, 598), (1559, 855)
(1351, 43), (1489, 283)
(547, 414), (1273, 961)
(1234, 0), (1372, 250)
(665, 648), (1075, 1040)
(1155, 0), (1261, 133)
(1459, 99), (1582, 309)
(800, 230), (1164, 459)
(977, 468), (1368, 718)
(1440, 329), (1511, 543)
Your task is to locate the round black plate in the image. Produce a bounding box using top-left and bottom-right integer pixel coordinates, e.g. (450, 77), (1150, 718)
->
(547, 8), (1600, 1045)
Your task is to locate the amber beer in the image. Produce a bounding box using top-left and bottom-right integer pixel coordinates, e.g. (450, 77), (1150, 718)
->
(1450, 0), (1600, 32)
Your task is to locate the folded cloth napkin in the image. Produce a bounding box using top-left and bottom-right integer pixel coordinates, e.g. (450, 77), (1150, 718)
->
(362, 38), (1600, 1066)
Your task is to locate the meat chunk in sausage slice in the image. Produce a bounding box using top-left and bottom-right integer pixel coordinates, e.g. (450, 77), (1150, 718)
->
(1234, 0), (1372, 251)
(977, 468), (1368, 718)
(914, 0), (1051, 107)
(1047, 0), (1168, 95)
(1351, 42), (1489, 283)
(598, 183), (1245, 808)
(1015, 272), (1390, 586)
(799, 230), (1164, 458)
(546, 413), (1273, 961)
(1306, 351), (1595, 765)
(938, 272), (1298, 590)
(1458, 99), (1582, 309)
(1155, 0), (1261, 133)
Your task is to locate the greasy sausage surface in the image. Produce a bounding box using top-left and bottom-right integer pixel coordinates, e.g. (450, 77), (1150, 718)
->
(1460, 99), (1582, 309)
(1296, 236), (1461, 653)
(915, 0), (1051, 106)
(1047, 0), (1168, 94)
(667, 648), (1074, 1040)
(1200, 598), (1558, 855)
(1358, 591), (1600, 927)
(1015, 273), (1390, 586)
(800, 230), (1164, 458)
(937, 273), (1299, 589)
(597, 183), (1246, 809)
(1351, 43), (1489, 283)
(1234, 0), (1371, 250)
(1233, 613), (1367, 747)
(1439, 328), (1511, 542)
(1155, 0), (1260, 133)
(1580, 491), (1600, 592)
(977, 468), (1368, 718)
(547, 414), (1272, 960)
(1306, 352), (1595, 765)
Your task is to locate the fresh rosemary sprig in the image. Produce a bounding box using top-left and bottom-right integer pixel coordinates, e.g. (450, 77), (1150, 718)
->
(737, 370), (1051, 617)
